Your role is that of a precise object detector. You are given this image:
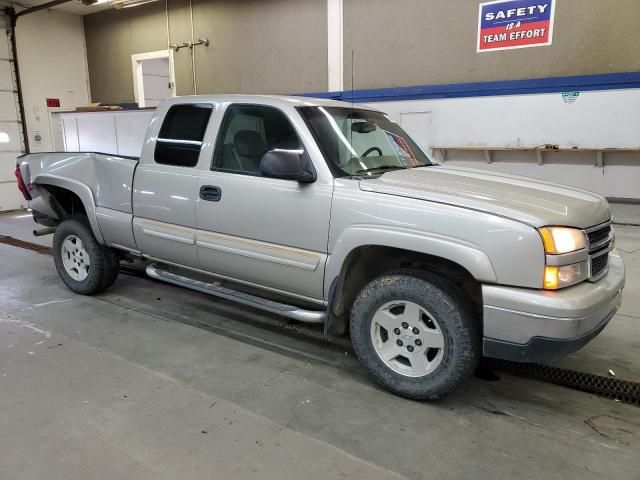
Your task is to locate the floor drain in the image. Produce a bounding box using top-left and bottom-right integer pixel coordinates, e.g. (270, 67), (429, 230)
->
(484, 358), (640, 407)
(0, 235), (52, 255)
(0, 235), (146, 277)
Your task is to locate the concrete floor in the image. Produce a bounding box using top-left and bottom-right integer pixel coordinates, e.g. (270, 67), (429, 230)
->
(611, 202), (640, 227)
(1, 211), (639, 480)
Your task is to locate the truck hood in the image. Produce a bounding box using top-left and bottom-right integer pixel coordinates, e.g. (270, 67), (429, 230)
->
(358, 165), (610, 229)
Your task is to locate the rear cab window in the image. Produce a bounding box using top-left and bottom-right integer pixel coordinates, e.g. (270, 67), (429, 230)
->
(155, 103), (213, 167)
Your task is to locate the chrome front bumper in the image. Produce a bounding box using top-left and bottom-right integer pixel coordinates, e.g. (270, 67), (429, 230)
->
(482, 250), (625, 363)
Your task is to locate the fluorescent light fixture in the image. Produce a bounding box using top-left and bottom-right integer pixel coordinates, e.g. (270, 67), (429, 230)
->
(110, 0), (159, 8)
(0, 132), (10, 143)
(85, 0), (158, 8)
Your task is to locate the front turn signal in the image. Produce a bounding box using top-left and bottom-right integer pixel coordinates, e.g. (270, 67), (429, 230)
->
(544, 266), (559, 289)
(543, 263), (585, 289)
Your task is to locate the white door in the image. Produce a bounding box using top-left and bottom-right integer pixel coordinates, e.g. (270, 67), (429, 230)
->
(132, 51), (176, 109)
(0, 27), (26, 211)
(399, 111), (432, 150)
(140, 58), (173, 108)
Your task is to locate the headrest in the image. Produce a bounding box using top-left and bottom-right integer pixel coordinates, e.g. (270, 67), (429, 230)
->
(234, 130), (265, 157)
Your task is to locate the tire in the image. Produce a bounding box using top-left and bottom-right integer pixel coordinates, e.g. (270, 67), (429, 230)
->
(350, 270), (480, 400)
(52, 216), (119, 295)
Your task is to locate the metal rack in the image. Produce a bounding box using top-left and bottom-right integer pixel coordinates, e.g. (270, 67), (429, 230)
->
(432, 146), (640, 167)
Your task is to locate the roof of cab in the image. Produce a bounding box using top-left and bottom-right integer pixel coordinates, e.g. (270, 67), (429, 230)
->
(161, 94), (379, 111)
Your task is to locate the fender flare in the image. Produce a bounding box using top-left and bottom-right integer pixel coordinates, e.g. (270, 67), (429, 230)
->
(324, 226), (496, 296)
(33, 174), (105, 244)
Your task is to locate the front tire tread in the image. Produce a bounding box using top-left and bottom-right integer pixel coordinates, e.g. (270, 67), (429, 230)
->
(350, 270), (480, 400)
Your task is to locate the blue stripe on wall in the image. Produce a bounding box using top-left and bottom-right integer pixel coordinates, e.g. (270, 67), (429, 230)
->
(300, 72), (640, 103)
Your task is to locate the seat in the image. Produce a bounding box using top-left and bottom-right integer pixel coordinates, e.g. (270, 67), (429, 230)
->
(233, 130), (266, 174)
(219, 143), (239, 170)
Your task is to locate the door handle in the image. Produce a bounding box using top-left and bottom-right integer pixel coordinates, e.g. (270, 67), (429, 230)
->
(200, 185), (222, 202)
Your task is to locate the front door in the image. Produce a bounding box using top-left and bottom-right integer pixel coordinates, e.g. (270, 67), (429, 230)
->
(195, 104), (332, 303)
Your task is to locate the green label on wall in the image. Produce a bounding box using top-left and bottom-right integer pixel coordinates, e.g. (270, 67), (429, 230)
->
(561, 91), (580, 104)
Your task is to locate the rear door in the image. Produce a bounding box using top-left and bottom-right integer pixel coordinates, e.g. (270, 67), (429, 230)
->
(195, 104), (333, 303)
(132, 102), (213, 267)
(0, 26), (25, 211)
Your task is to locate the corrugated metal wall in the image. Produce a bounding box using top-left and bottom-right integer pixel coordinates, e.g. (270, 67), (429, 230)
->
(342, 0), (640, 90)
(83, 0), (640, 102)
(84, 0), (328, 103)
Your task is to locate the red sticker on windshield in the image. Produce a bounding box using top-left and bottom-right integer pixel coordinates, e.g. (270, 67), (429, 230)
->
(384, 131), (419, 166)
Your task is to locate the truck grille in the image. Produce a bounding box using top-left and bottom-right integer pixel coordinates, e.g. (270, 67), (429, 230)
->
(586, 224), (612, 248)
(590, 251), (609, 278)
(585, 222), (613, 281)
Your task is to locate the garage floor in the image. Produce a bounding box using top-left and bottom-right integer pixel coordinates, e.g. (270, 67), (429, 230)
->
(1, 211), (639, 480)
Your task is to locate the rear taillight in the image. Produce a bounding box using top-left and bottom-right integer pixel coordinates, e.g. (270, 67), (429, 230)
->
(15, 164), (32, 201)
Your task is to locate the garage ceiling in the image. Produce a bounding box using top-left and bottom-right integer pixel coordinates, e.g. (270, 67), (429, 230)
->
(2, 0), (110, 16)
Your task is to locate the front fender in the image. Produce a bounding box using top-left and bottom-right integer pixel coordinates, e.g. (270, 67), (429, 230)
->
(324, 226), (497, 295)
(33, 174), (105, 244)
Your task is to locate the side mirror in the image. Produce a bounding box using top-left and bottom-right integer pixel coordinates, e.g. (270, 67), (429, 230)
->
(259, 149), (316, 183)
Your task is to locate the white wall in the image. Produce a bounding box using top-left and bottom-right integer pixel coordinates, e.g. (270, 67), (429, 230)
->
(51, 88), (640, 200)
(16, 9), (91, 153)
(55, 110), (154, 157)
(372, 88), (640, 200)
(376, 89), (640, 149)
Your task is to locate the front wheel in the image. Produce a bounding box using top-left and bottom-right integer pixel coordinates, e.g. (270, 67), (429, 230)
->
(350, 271), (480, 400)
(53, 217), (119, 295)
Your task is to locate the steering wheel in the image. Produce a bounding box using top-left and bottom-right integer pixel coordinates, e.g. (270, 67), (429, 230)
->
(362, 147), (383, 157)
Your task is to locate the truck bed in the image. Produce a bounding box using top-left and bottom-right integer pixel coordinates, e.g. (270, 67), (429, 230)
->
(19, 151), (139, 215)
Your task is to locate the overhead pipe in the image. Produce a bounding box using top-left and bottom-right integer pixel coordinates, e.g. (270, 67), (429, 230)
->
(15, 0), (72, 17)
(4, 7), (29, 154)
(189, 0), (196, 94)
(165, 0), (207, 94)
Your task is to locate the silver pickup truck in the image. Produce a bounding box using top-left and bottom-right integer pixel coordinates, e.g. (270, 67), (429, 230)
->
(16, 95), (625, 399)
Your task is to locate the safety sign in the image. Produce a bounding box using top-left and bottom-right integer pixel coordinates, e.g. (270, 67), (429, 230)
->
(478, 0), (556, 52)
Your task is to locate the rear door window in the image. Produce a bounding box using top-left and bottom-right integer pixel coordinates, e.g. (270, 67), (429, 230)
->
(155, 103), (213, 167)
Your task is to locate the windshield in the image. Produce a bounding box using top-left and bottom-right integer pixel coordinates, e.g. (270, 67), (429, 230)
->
(297, 106), (432, 177)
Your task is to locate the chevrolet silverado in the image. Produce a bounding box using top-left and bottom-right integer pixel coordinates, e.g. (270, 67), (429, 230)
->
(15, 95), (625, 399)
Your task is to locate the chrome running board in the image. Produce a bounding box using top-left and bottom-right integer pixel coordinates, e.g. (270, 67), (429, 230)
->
(146, 263), (326, 324)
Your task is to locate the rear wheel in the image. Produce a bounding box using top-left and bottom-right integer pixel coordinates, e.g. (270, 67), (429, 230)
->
(53, 217), (119, 295)
(350, 270), (480, 400)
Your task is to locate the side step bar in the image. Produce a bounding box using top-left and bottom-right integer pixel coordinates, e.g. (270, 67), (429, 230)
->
(146, 263), (326, 324)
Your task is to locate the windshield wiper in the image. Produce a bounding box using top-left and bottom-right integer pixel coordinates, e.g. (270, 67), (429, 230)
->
(354, 165), (408, 175)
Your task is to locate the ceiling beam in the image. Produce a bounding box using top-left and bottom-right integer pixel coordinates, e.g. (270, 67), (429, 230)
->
(15, 0), (72, 17)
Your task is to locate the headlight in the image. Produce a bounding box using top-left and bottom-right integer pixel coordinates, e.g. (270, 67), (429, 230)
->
(538, 227), (587, 254)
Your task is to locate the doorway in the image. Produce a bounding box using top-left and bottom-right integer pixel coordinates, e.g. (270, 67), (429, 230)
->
(132, 50), (176, 108)
(399, 111), (432, 150)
